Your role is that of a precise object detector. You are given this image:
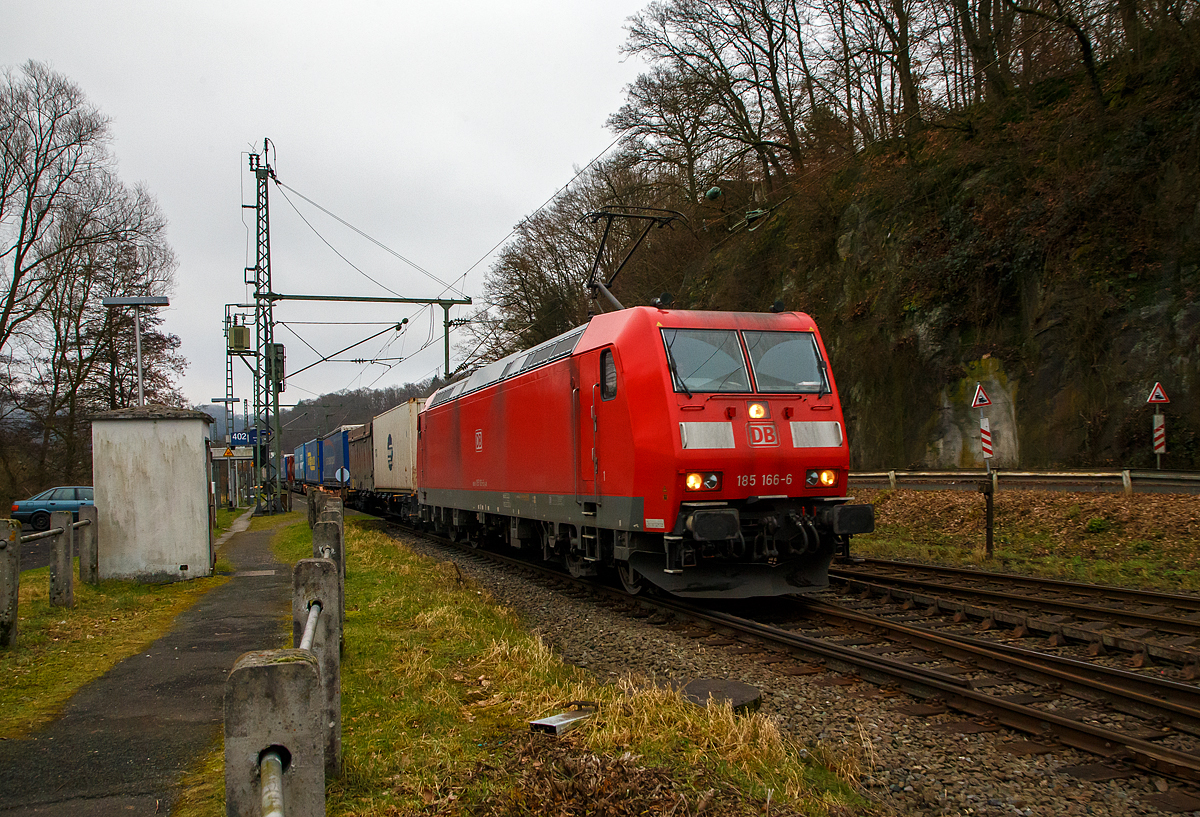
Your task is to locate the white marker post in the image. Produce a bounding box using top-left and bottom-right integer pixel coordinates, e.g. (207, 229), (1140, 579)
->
(1147, 382), (1170, 470)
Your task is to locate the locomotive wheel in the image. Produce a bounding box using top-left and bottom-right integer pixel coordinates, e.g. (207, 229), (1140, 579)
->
(616, 561), (645, 595)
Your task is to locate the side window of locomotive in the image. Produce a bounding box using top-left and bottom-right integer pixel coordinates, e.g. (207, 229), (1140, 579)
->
(661, 328), (750, 393)
(743, 331), (828, 393)
(600, 349), (617, 400)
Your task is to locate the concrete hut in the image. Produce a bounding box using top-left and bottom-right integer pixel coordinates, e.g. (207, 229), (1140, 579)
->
(91, 405), (214, 582)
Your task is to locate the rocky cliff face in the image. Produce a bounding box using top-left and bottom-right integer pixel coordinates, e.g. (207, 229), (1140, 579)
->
(678, 73), (1200, 469)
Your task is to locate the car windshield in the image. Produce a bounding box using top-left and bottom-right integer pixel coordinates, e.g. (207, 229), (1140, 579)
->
(743, 331), (829, 393)
(661, 329), (751, 393)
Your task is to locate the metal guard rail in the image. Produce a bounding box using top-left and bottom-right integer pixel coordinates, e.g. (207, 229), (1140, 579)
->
(19, 518), (93, 544)
(850, 469), (1200, 493)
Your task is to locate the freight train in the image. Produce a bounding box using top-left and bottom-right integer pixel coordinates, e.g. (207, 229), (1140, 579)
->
(290, 305), (873, 598)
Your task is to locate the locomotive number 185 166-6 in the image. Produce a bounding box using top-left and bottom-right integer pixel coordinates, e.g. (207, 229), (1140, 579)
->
(735, 473), (793, 487)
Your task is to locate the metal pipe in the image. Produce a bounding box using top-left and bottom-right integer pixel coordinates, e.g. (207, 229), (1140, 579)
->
(134, 305), (144, 406)
(299, 602), (322, 651)
(259, 749), (285, 817)
(71, 519), (93, 529)
(20, 528), (65, 544)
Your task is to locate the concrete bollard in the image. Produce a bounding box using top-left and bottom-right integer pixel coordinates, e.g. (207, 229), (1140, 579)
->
(312, 521), (344, 633)
(1, 519), (19, 647)
(322, 496), (343, 532)
(224, 649), (325, 817)
(77, 505), (99, 585)
(293, 559), (342, 777)
(49, 511), (73, 609)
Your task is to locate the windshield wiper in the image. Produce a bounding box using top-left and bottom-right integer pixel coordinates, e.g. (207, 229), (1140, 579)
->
(664, 339), (692, 399)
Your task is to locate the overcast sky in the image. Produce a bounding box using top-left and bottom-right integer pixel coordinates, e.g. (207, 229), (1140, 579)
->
(4, 1), (649, 409)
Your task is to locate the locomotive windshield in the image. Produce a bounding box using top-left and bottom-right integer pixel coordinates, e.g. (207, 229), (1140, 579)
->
(662, 329), (751, 393)
(662, 328), (830, 394)
(744, 331), (829, 394)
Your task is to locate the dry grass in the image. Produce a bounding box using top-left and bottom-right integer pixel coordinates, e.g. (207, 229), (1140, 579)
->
(854, 488), (1200, 590)
(172, 516), (869, 815)
(310, 520), (866, 815)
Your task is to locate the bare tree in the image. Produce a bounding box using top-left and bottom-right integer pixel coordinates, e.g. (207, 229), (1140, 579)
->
(624, 0), (809, 185)
(0, 61), (182, 498)
(608, 66), (726, 201)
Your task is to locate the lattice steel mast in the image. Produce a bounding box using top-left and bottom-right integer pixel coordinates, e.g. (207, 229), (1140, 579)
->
(246, 141), (284, 513)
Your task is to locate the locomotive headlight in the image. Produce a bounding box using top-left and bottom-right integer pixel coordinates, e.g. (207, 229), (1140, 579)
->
(806, 469), (838, 488)
(685, 471), (722, 491)
(747, 401), (768, 419)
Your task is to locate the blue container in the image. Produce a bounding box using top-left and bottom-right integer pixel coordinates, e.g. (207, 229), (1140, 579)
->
(321, 425), (361, 486)
(292, 444), (305, 483)
(302, 439), (322, 485)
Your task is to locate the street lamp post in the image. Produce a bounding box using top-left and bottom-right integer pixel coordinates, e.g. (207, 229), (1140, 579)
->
(102, 296), (170, 406)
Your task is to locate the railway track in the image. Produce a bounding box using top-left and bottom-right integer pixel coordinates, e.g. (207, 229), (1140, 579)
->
(830, 558), (1200, 671)
(384, 521), (1200, 792)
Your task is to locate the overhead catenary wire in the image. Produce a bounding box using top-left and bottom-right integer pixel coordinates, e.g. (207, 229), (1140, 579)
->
(274, 180), (466, 299)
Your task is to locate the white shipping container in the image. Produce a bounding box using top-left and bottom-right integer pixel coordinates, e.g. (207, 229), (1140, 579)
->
(372, 398), (425, 493)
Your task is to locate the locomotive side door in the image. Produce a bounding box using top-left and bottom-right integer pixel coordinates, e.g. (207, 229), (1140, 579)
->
(573, 353), (599, 507)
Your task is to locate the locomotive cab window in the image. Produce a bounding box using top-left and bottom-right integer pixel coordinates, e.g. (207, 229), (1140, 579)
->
(661, 328), (750, 394)
(743, 331), (829, 393)
(600, 349), (617, 400)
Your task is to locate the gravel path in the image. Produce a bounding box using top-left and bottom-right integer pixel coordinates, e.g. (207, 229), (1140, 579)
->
(395, 531), (1200, 817)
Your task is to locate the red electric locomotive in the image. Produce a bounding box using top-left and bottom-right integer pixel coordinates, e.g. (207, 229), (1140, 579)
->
(417, 305), (873, 598)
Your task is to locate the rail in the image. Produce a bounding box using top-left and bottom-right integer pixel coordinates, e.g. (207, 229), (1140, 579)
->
(850, 469), (1200, 494)
(223, 491), (345, 817)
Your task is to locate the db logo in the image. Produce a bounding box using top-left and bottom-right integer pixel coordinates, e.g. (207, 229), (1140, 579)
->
(748, 422), (779, 447)
(475, 429), (483, 452)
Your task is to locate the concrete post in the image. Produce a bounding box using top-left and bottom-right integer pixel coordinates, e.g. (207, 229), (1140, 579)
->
(312, 521), (344, 632)
(321, 497), (344, 539)
(0, 519), (20, 647)
(78, 505), (99, 585)
(224, 649), (324, 817)
(49, 511), (74, 608)
(293, 558), (342, 777)
(307, 490), (318, 530)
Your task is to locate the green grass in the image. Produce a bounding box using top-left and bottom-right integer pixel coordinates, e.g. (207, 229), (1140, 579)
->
(178, 517), (865, 815)
(213, 505), (248, 538)
(0, 563), (228, 738)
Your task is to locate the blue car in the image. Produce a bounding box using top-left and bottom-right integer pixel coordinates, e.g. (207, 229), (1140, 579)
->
(10, 486), (94, 531)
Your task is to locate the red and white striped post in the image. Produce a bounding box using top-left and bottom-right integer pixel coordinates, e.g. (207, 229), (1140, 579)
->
(1147, 382), (1169, 471)
(972, 383), (995, 557)
(972, 383), (993, 474)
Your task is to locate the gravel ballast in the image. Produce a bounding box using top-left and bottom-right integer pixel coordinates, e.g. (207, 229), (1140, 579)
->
(396, 530), (1200, 817)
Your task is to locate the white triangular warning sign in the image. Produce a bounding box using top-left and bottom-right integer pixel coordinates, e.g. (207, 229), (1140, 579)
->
(1147, 382), (1170, 404)
(971, 383), (991, 408)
